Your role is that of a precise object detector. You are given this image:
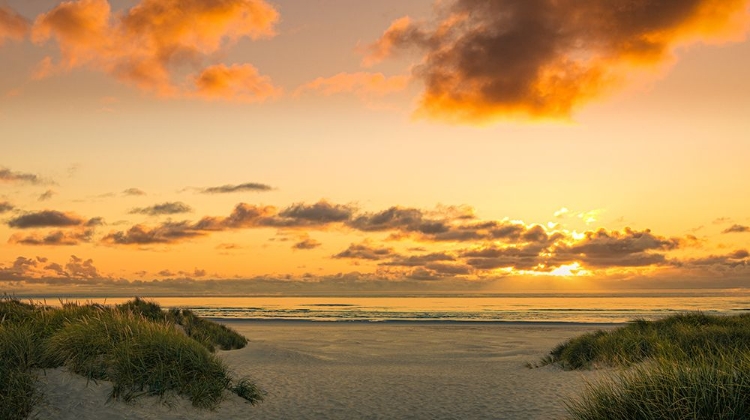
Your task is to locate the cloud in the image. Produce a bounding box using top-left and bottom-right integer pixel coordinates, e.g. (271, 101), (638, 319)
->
(366, 0), (750, 122)
(461, 245), (548, 271)
(380, 252), (455, 267)
(10, 229), (95, 246)
(0, 255), (103, 282)
(0, 5), (29, 45)
(0, 201), (14, 213)
(555, 228), (680, 268)
(130, 201), (193, 216)
(200, 182), (273, 194)
(8, 210), (87, 229)
(679, 249), (749, 268)
(193, 63), (281, 102)
(65, 255), (99, 278)
(0, 167), (44, 185)
(102, 222), (207, 245)
(293, 237), (322, 250)
(296, 72), (410, 98)
(723, 224), (750, 233)
(38, 189), (56, 201)
(31, 0), (279, 99)
(123, 188), (146, 196)
(333, 242), (396, 261)
(275, 201), (355, 227)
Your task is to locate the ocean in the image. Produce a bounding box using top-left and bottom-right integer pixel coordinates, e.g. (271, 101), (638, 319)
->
(26, 291), (750, 323)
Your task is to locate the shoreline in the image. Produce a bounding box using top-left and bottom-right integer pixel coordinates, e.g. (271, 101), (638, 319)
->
(210, 317), (624, 327)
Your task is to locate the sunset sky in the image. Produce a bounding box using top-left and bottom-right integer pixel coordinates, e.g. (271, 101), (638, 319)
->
(1, 0), (750, 295)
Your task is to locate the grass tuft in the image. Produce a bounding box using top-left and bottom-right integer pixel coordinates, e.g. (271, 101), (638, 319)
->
(0, 296), (261, 416)
(539, 312), (750, 419)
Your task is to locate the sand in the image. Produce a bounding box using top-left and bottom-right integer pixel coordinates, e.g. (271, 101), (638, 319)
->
(31, 322), (616, 420)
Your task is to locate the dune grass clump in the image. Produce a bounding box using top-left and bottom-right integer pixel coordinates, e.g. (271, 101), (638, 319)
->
(0, 323), (40, 420)
(544, 312), (750, 370)
(47, 310), (235, 408)
(116, 298), (248, 351)
(567, 352), (750, 420)
(172, 308), (249, 351)
(538, 313), (750, 419)
(0, 296), (262, 416)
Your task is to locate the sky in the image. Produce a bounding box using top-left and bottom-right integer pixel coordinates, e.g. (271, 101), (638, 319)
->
(1, 0), (750, 296)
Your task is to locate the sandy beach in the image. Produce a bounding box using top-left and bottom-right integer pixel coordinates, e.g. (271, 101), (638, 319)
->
(31, 322), (615, 420)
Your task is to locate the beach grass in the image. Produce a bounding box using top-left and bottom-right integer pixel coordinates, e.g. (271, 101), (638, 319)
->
(544, 312), (750, 370)
(566, 352), (750, 420)
(540, 313), (750, 419)
(0, 296), (262, 417)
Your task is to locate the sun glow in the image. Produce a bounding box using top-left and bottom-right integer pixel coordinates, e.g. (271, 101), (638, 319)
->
(549, 262), (589, 277)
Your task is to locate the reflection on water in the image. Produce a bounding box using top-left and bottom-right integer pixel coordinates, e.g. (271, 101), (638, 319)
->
(27, 291), (750, 323)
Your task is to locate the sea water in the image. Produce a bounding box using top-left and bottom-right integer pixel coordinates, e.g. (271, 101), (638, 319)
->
(26, 290), (750, 323)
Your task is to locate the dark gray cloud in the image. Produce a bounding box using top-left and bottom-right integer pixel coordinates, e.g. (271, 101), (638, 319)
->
(0, 167), (43, 185)
(333, 243), (396, 260)
(8, 210), (86, 229)
(380, 252), (455, 267)
(130, 201), (193, 216)
(348, 207), (447, 233)
(723, 224), (750, 234)
(10, 229), (95, 246)
(367, 0), (749, 121)
(200, 182), (273, 194)
(555, 228), (679, 268)
(123, 188), (146, 196)
(102, 222), (206, 245)
(677, 249), (749, 268)
(293, 238), (322, 250)
(277, 201), (355, 226)
(0, 201), (13, 213)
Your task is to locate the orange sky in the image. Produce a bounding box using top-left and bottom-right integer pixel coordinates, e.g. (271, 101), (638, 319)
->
(1, 0), (750, 295)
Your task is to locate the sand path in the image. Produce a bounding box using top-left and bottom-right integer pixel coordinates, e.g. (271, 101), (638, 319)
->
(32, 322), (614, 420)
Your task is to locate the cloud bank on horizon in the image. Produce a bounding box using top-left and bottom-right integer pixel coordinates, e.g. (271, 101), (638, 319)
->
(0, 163), (748, 294)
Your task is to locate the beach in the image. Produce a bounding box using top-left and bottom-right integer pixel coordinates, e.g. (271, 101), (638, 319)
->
(31, 321), (614, 420)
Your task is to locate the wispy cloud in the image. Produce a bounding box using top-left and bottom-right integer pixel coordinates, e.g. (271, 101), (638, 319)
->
(38, 189), (56, 201)
(123, 188), (146, 196)
(365, 0), (750, 122)
(333, 242), (395, 261)
(10, 229), (95, 246)
(0, 201), (14, 213)
(292, 237), (321, 250)
(200, 182), (273, 194)
(723, 224), (750, 233)
(129, 202), (192, 216)
(0, 167), (45, 185)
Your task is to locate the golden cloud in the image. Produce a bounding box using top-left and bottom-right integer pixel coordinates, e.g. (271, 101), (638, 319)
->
(32, 0), (280, 100)
(366, 0), (750, 123)
(0, 5), (29, 45)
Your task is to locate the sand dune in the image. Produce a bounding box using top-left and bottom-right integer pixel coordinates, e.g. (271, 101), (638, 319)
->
(31, 322), (614, 420)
